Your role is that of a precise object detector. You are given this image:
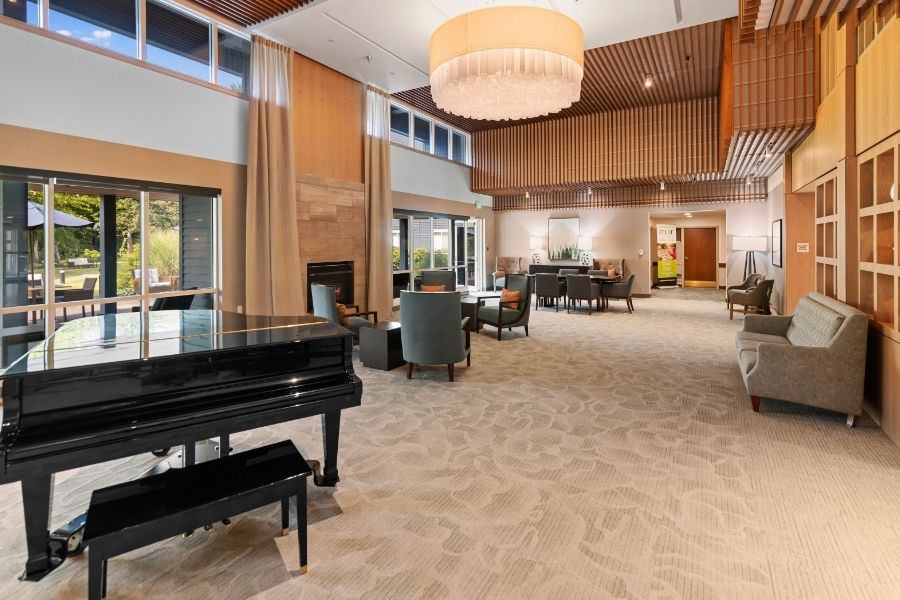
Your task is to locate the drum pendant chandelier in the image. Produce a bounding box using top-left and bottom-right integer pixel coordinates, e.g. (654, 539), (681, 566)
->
(428, 6), (584, 121)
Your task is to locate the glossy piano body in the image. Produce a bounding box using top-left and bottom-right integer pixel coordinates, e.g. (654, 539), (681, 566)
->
(0, 310), (362, 581)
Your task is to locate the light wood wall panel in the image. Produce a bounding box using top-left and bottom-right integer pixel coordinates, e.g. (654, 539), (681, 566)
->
(856, 16), (900, 154)
(471, 98), (718, 195)
(292, 53), (364, 184)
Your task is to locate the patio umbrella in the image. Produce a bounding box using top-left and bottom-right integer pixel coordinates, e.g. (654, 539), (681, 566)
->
(26, 201), (95, 286)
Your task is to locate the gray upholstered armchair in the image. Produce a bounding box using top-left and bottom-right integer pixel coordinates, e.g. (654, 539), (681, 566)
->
(420, 270), (458, 292)
(493, 257), (523, 291)
(478, 273), (532, 340)
(728, 279), (774, 319)
(602, 273), (636, 313)
(534, 273), (565, 311)
(400, 290), (470, 381)
(310, 284), (377, 341)
(565, 274), (600, 314)
(726, 273), (764, 306)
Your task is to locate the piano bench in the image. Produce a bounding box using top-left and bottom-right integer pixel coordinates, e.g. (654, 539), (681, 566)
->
(82, 440), (311, 600)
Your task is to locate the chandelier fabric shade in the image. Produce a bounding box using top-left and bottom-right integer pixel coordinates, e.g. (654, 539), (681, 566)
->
(429, 6), (584, 121)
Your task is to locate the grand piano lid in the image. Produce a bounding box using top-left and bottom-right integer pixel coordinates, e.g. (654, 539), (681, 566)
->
(1, 310), (347, 376)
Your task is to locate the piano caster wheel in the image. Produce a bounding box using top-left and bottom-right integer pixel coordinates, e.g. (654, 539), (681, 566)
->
(203, 524), (213, 532)
(151, 448), (171, 457)
(222, 518), (232, 526)
(183, 530), (194, 538)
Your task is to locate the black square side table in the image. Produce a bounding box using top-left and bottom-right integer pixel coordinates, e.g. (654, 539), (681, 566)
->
(359, 321), (405, 370)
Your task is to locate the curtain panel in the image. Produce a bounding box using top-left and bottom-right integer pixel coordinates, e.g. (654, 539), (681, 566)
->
(245, 36), (304, 316)
(365, 86), (394, 320)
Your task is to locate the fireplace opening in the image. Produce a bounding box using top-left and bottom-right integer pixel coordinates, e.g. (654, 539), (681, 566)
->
(307, 261), (354, 312)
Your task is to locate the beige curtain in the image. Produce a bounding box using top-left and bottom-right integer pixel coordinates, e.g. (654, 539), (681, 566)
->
(365, 86), (393, 319)
(245, 36), (304, 316)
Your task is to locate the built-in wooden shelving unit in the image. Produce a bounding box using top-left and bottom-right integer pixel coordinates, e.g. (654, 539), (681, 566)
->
(857, 133), (899, 337)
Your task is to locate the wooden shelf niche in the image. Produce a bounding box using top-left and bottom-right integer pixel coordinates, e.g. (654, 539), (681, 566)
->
(858, 134), (899, 335)
(816, 175), (840, 299)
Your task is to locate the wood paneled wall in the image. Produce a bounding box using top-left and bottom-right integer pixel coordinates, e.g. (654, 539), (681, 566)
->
(732, 20), (816, 133)
(471, 98), (718, 195)
(856, 16), (900, 155)
(292, 53), (364, 184)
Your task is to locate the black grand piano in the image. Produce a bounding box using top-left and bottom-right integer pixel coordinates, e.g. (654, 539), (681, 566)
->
(0, 309), (362, 582)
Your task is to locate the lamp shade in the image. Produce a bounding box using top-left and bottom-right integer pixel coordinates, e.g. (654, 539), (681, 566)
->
(577, 236), (592, 251)
(733, 236), (767, 251)
(530, 236), (545, 250)
(429, 6), (584, 121)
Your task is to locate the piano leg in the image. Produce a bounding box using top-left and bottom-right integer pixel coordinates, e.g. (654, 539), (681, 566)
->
(20, 474), (56, 581)
(315, 411), (341, 487)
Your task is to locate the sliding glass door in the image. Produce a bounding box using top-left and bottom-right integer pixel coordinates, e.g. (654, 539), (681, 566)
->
(0, 172), (221, 368)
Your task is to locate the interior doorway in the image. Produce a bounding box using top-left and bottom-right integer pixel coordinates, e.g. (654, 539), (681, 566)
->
(683, 227), (718, 288)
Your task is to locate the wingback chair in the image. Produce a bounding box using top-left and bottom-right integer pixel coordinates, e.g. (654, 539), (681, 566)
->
(726, 273), (764, 307)
(602, 273), (636, 313)
(493, 256), (523, 291)
(565, 274), (601, 314)
(420, 269), (458, 292)
(310, 284), (377, 341)
(478, 273), (532, 340)
(400, 291), (470, 381)
(534, 273), (565, 311)
(728, 279), (774, 319)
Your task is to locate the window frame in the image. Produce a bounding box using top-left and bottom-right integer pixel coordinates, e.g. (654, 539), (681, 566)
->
(1, 0), (250, 95)
(389, 101), (472, 166)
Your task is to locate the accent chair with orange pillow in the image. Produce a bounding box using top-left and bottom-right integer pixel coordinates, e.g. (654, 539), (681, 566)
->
(477, 273), (532, 341)
(310, 284), (378, 342)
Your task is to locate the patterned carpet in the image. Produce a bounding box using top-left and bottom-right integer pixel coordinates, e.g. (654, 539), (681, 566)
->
(2, 292), (900, 599)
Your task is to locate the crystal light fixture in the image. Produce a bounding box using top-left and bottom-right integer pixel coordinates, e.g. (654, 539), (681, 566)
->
(429, 6), (584, 121)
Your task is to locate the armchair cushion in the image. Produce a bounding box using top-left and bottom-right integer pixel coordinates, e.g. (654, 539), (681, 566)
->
(478, 305), (523, 325)
(785, 301), (844, 347)
(500, 288), (521, 311)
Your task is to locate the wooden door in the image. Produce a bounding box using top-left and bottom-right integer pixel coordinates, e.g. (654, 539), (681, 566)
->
(683, 228), (718, 287)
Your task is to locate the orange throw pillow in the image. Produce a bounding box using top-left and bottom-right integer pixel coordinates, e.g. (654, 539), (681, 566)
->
(336, 303), (351, 326)
(607, 267), (618, 277)
(421, 284), (446, 292)
(501, 288), (521, 311)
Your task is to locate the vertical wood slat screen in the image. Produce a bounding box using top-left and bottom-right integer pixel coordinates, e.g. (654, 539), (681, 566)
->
(732, 20), (817, 132)
(471, 98), (718, 194)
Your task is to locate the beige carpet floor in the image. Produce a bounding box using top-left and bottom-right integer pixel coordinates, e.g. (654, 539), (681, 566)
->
(2, 292), (900, 599)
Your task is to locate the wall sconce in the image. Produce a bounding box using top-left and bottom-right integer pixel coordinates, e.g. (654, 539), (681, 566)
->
(577, 236), (593, 266)
(530, 236), (545, 264)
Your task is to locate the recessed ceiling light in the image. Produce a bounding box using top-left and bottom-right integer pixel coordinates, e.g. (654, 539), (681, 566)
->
(746, 176), (753, 186)
(684, 212), (693, 218)
(587, 188), (592, 196)
(525, 191), (530, 199)
(659, 180), (666, 191)
(644, 74), (654, 88)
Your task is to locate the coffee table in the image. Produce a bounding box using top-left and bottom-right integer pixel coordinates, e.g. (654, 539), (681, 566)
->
(359, 321), (405, 371)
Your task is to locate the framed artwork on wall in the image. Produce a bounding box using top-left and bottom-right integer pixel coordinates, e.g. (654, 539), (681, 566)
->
(548, 217), (580, 260)
(772, 219), (783, 268)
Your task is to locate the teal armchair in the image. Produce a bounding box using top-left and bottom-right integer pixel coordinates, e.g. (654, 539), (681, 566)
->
(478, 273), (532, 340)
(400, 291), (470, 381)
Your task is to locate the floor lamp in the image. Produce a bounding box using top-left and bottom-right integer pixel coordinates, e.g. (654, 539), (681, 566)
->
(732, 236), (768, 280)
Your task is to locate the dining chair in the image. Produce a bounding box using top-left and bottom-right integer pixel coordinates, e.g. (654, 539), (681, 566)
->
(602, 273), (636, 313)
(565, 274), (600, 315)
(534, 273), (565, 311)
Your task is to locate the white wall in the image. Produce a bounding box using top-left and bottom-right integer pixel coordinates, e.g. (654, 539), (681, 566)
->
(495, 200), (773, 296)
(0, 23), (248, 165)
(391, 145), (492, 206)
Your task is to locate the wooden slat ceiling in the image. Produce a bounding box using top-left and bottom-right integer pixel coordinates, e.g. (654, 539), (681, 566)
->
(190, 0), (317, 27)
(737, 0), (875, 41)
(393, 20), (724, 133)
